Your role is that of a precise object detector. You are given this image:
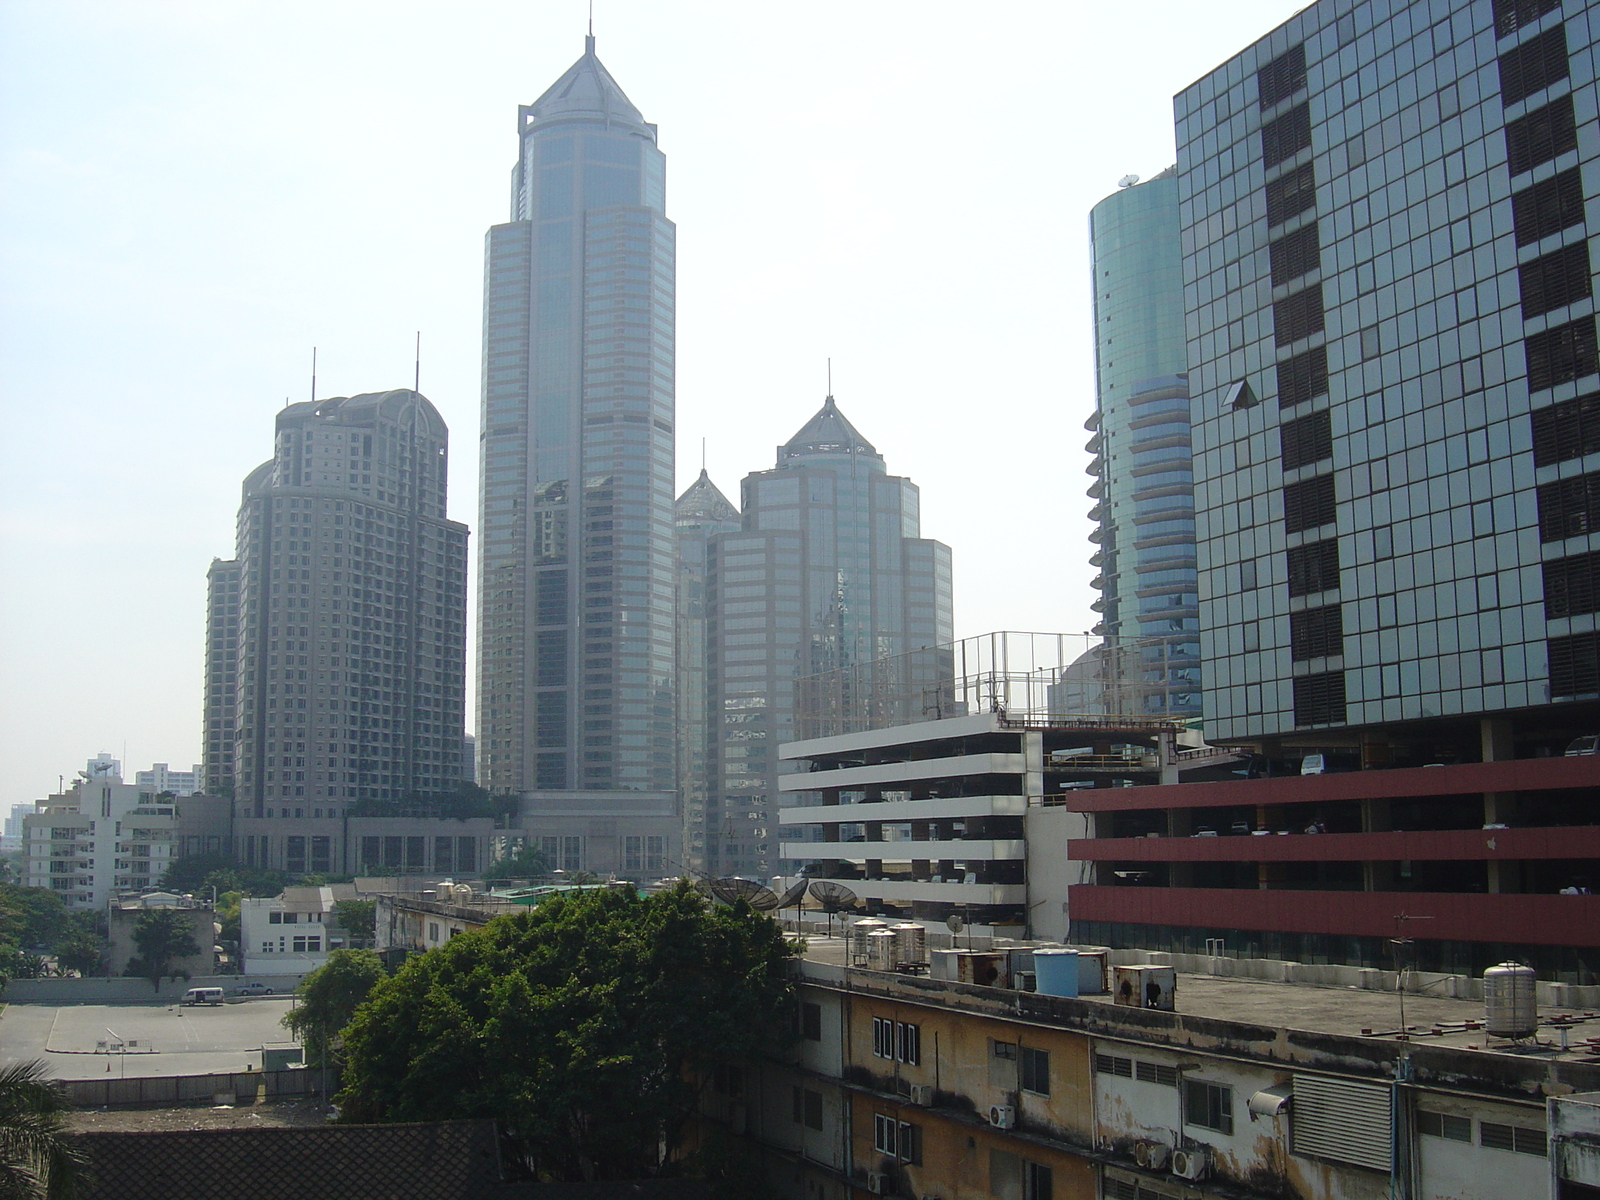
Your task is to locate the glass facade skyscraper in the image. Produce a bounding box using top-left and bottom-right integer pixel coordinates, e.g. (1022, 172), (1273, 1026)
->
(476, 37), (676, 797)
(706, 397), (953, 880)
(1086, 169), (1202, 718)
(1182, 0), (1600, 745)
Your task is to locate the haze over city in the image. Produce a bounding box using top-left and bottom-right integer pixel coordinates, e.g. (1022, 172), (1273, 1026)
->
(0, 0), (1301, 806)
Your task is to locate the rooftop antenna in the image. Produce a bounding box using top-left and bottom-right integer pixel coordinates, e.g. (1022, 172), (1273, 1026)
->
(586, 0), (595, 53)
(827, 357), (833, 401)
(701, 437), (706, 471)
(311, 347), (318, 404)
(414, 331), (421, 395)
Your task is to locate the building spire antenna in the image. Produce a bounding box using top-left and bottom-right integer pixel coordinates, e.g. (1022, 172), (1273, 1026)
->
(701, 437), (706, 472)
(414, 331), (421, 395)
(827, 357), (833, 401)
(586, 0), (595, 53)
(311, 347), (317, 404)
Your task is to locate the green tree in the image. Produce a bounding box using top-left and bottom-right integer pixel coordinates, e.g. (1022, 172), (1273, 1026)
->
(0, 1060), (86, 1200)
(333, 901), (376, 948)
(123, 910), (199, 993)
(336, 881), (795, 1181)
(159, 852), (288, 898)
(281, 949), (386, 1066)
(482, 843), (550, 882)
(0, 889), (69, 952)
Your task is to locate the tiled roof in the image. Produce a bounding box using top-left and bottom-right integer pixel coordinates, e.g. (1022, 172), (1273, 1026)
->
(74, 1119), (504, 1200)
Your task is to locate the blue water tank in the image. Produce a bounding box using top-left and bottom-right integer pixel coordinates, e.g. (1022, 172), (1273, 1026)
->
(1033, 948), (1080, 997)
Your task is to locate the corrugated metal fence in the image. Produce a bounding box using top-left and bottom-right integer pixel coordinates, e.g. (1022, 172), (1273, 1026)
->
(63, 1067), (329, 1109)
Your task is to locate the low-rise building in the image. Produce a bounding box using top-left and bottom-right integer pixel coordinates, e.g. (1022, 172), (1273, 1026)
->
(106, 892), (216, 979)
(240, 886), (357, 976)
(729, 937), (1600, 1200)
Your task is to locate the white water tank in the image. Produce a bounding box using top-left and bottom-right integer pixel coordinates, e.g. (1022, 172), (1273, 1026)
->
(890, 922), (927, 965)
(866, 929), (898, 971)
(1483, 962), (1537, 1038)
(851, 918), (888, 960)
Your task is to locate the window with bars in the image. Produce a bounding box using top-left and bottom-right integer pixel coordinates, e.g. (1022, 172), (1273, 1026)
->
(1258, 44), (1307, 109)
(1538, 472), (1600, 541)
(1519, 241), (1593, 318)
(1094, 1053), (1133, 1077)
(1278, 345), (1329, 408)
(1284, 474), (1337, 533)
(1506, 95), (1578, 175)
(1281, 409), (1333, 470)
(1479, 1121), (1547, 1155)
(1498, 24), (1569, 105)
(1266, 163), (1318, 227)
(1513, 167), (1585, 247)
(1135, 1061), (1180, 1087)
(1274, 289), (1325, 346)
(1288, 539), (1341, 597)
(1527, 316), (1599, 392)
(1291, 605), (1344, 660)
(1294, 670), (1347, 725)
(1551, 631), (1600, 697)
(1543, 551), (1600, 618)
(1495, 0), (1561, 39)
(1270, 223), (1321, 287)
(1261, 103), (1312, 168)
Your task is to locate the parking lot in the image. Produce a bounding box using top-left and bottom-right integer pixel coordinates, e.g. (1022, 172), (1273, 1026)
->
(0, 998), (298, 1080)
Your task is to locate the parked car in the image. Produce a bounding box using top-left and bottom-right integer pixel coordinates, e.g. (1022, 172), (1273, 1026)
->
(232, 982), (274, 996)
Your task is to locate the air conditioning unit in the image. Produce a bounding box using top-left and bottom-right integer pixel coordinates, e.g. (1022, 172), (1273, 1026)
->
(1134, 1139), (1170, 1170)
(909, 1083), (935, 1106)
(1171, 1147), (1210, 1182)
(866, 1171), (889, 1195)
(988, 1104), (1016, 1129)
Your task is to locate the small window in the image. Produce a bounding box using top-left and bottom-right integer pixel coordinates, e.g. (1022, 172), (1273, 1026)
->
(1543, 551), (1600, 618)
(992, 1039), (1018, 1061)
(1520, 242), (1593, 319)
(1277, 345), (1328, 409)
(897, 1021), (921, 1066)
(1024, 1161), (1053, 1200)
(268, 912), (282, 925)
(1287, 539), (1340, 597)
(800, 1001), (822, 1041)
(1261, 102), (1312, 167)
(1498, 24), (1569, 105)
(1136, 1061), (1180, 1087)
(1550, 630), (1600, 697)
(1480, 1120), (1547, 1156)
(1274, 288), (1325, 346)
(1512, 167), (1585, 247)
(1185, 1079), (1235, 1136)
(1290, 604), (1344, 661)
(1418, 1110), (1472, 1142)
(791, 1086), (824, 1131)
(1257, 44), (1307, 109)
(1505, 95), (1578, 176)
(1095, 1053), (1133, 1077)
(1020, 1046), (1050, 1095)
(874, 1113), (919, 1161)
(1526, 316), (1599, 392)
(1293, 670), (1347, 726)
(1280, 409), (1333, 470)
(1265, 163), (1317, 226)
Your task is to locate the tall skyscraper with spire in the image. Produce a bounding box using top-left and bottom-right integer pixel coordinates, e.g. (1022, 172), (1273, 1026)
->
(700, 396), (953, 880)
(477, 36), (676, 799)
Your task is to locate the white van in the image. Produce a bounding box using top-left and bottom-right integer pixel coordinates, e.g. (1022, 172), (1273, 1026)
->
(182, 987), (224, 1006)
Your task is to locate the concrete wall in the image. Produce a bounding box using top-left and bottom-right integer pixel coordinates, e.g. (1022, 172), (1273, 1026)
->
(61, 1067), (322, 1109)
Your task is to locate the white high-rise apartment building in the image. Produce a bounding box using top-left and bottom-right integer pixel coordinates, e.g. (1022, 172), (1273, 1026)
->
(135, 763), (202, 796)
(23, 755), (175, 908)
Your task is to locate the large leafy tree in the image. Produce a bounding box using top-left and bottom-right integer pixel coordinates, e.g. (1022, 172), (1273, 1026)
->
(0, 1060), (85, 1200)
(281, 949), (386, 1066)
(337, 881), (795, 1181)
(0, 889), (69, 952)
(482, 843), (550, 882)
(123, 910), (200, 993)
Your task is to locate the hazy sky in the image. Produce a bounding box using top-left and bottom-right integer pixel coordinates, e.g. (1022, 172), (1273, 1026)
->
(0, 0), (1300, 807)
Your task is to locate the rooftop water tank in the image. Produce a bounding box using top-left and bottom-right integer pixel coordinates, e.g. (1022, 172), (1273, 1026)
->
(891, 923), (927, 965)
(866, 929), (898, 972)
(1483, 962), (1537, 1038)
(1033, 948), (1080, 998)
(851, 918), (889, 961)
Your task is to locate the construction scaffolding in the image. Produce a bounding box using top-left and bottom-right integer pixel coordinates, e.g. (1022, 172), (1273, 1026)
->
(795, 631), (1186, 741)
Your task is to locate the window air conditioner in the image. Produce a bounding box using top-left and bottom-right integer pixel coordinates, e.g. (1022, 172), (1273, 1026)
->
(1133, 1139), (1170, 1170)
(866, 1171), (889, 1195)
(988, 1104), (1016, 1129)
(1171, 1147), (1210, 1181)
(909, 1083), (935, 1106)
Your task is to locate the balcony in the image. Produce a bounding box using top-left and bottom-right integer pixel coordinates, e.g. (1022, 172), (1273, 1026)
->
(1068, 826), (1600, 863)
(787, 838), (1027, 861)
(778, 794), (1028, 823)
(778, 753), (1028, 793)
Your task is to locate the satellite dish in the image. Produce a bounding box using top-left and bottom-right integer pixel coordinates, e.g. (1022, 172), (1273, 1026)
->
(775, 878), (810, 910)
(946, 913), (965, 934)
(710, 877), (781, 911)
(808, 881), (860, 913)
(1117, 174), (1140, 188)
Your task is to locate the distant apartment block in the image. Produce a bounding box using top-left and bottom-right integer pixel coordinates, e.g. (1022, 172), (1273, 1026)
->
(134, 763), (201, 796)
(23, 755), (176, 908)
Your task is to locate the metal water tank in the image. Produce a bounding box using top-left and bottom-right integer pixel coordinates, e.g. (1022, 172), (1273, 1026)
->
(1483, 962), (1537, 1038)
(851, 918), (888, 960)
(866, 929), (898, 971)
(891, 923), (927, 965)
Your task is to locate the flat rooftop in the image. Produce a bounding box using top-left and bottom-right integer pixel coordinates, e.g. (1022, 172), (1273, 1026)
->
(796, 935), (1600, 1065)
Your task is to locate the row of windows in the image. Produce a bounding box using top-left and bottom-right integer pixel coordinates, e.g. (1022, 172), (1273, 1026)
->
(1284, 474), (1338, 534)
(1288, 539), (1341, 597)
(1277, 344), (1329, 409)
(1537, 470), (1600, 542)
(1524, 316), (1596, 393)
(1497, 23), (1568, 106)
(871, 1016), (921, 1065)
(1505, 93), (1577, 177)
(1542, 549), (1600, 618)
(1281, 409), (1333, 471)
(1093, 1054), (1179, 1087)
(1290, 604), (1345, 661)
(1494, 0), (1560, 40)
(1294, 670), (1347, 726)
(1512, 167), (1584, 248)
(1518, 241), (1592, 320)
(1417, 1108), (1547, 1155)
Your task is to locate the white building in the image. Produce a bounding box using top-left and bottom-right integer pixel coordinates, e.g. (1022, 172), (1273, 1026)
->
(134, 763), (201, 796)
(22, 755), (176, 909)
(240, 886), (351, 976)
